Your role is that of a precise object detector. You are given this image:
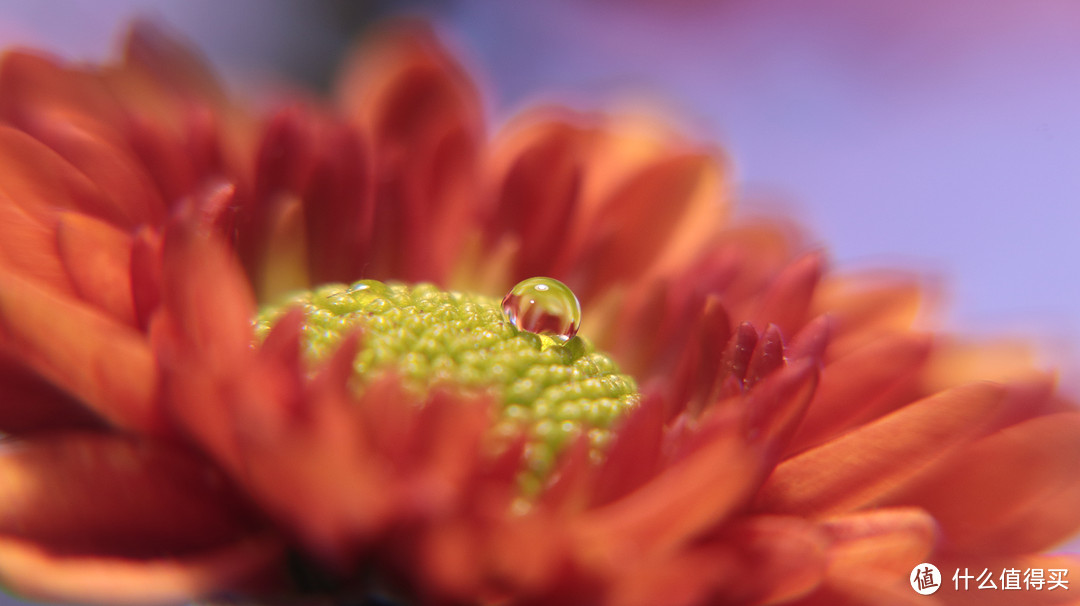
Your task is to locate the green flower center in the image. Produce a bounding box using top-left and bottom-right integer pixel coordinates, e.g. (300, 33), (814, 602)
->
(254, 280), (640, 490)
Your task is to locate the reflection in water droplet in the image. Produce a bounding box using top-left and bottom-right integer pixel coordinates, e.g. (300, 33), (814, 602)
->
(502, 277), (581, 342)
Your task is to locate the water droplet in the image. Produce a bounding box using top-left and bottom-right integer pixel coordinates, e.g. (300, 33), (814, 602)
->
(502, 277), (581, 341)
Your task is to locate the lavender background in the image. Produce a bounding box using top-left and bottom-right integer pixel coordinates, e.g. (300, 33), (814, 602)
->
(0, 1), (1077, 603)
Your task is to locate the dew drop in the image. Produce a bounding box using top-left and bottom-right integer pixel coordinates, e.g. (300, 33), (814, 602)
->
(502, 277), (581, 342)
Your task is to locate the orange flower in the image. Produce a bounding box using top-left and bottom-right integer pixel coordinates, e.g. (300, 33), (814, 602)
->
(1, 20), (1078, 606)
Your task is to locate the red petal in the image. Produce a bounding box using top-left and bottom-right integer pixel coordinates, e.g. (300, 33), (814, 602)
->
(0, 270), (161, 434)
(744, 322), (786, 388)
(0, 354), (104, 434)
(702, 515), (828, 606)
(339, 21), (481, 282)
(742, 358), (819, 463)
(487, 119), (585, 280)
(589, 393), (665, 508)
(752, 251), (824, 338)
(0, 434), (262, 557)
(131, 226), (163, 330)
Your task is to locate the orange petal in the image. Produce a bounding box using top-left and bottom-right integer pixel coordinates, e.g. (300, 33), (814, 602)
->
(881, 412), (1080, 555)
(56, 212), (136, 325)
(0, 534), (282, 606)
(0, 125), (111, 223)
(20, 107), (166, 227)
(575, 421), (759, 561)
(0, 50), (124, 131)
(0, 270), (160, 434)
(756, 381), (1011, 515)
(159, 220), (255, 369)
(786, 333), (933, 456)
(570, 153), (724, 298)
(814, 273), (928, 356)
(0, 191), (72, 294)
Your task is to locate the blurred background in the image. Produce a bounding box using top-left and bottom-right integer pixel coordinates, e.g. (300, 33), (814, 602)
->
(1, 0), (1076, 359)
(0, 1), (1077, 601)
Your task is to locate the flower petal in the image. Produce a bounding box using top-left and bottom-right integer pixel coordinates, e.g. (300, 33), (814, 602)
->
(820, 508), (938, 576)
(575, 419), (759, 560)
(702, 515), (828, 606)
(569, 152), (725, 299)
(756, 381), (1014, 515)
(0, 191), (72, 294)
(785, 333), (933, 456)
(0, 535), (282, 606)
(751, 251), (824, 339)
(339, 21), (481, 282)
(0, 434), (262, 557)
(813, 273), (928, 356)
(0, 125), (112, 223)
(56, 211), (136, 325)
(880, 411), (1080, 555)
(0, 354), (104, 435)
(0, 270), (160, 434)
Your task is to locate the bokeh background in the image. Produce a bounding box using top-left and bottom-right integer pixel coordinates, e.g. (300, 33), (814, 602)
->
(0, 1), (1078, 602)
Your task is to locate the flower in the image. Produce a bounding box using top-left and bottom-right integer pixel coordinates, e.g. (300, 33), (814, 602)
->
(0, 18), (1078, 606)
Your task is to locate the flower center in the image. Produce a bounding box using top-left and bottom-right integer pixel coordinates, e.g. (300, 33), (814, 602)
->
(254, 279), (640, 489)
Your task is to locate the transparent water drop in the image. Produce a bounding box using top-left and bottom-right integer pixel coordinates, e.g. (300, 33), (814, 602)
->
(502, 277), (581, 342)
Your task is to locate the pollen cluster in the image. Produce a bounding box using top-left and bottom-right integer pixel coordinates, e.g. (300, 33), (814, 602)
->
(254, 280), (640, 485)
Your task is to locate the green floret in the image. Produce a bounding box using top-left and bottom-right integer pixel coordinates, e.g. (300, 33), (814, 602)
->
(254, 280), (640, 489)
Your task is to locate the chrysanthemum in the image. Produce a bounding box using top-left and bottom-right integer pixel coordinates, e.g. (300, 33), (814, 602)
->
(0, 20), (1078, 606)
